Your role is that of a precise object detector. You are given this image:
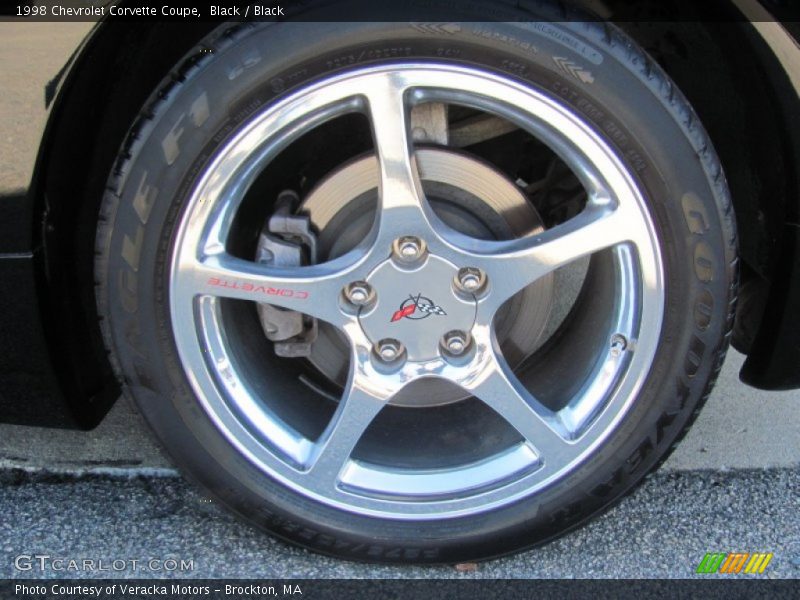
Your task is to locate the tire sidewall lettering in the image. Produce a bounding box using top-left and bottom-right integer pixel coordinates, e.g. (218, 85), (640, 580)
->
(101, 17), (735, 561)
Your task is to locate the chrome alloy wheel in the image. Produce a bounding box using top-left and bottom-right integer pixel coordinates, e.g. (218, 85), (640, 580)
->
(169, 64), (664, 519)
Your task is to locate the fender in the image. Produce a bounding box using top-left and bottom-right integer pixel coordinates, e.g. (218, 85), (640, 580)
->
(731, 1), (800, 388)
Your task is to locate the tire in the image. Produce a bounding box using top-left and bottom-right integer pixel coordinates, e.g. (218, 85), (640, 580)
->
(95, 3), (736, 563)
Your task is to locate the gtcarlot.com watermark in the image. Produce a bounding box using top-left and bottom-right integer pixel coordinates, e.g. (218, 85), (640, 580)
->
(14, 554), (194, 573)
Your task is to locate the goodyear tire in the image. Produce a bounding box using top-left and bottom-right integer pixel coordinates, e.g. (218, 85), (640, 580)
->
(95, 2), (736, 563)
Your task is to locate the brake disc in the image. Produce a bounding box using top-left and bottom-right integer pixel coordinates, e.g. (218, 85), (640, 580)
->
(258, 148), (555, 406)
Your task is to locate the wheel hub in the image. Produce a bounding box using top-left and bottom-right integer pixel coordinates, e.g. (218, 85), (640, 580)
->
(291, 148), (555, 406)
(358, 253), (476, 362)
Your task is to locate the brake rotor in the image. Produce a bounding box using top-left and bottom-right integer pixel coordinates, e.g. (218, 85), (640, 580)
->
(263, 148), (554, 406)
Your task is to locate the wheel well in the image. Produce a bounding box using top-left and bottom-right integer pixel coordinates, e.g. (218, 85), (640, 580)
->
(34, 20), (220, 426)
(36, 12), (798, 424)
(612, 17), (799, 352)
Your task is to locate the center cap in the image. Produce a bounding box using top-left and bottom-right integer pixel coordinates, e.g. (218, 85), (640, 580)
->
(359, 254), (477, 361)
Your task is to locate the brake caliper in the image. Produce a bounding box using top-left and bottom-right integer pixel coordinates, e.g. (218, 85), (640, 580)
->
(256, 190), (318, 357)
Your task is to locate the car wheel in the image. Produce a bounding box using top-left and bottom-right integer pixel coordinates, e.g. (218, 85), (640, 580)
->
(95, 6), (736, 563)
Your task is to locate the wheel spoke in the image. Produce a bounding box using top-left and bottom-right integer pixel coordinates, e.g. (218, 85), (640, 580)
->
(464, 342), (573, 465)
(178, 251), (355, 326)
(164, 63), (667, 518)
(364, 74), (437, 243)
(466, 201), (632, 308)
(304, 373), (388, 491)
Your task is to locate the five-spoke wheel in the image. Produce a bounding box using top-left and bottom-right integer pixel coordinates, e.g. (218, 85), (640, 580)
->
(98, 14), (734, 561)
(169, 65), (663, 516)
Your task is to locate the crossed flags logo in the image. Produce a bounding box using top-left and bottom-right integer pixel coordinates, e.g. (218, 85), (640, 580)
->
(391, 294), (447, 322)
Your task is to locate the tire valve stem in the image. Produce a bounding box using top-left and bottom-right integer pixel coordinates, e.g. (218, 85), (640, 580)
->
(610, 334), (628, 357)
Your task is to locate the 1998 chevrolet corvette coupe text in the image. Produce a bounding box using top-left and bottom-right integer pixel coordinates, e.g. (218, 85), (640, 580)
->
(2, 0), (799, 562)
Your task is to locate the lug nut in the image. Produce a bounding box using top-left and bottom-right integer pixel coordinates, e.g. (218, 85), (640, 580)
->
(455, 267), (486, 294)
(344, 281), (373, 306)
(375, 339), (404, 363)
(441, 330), (471, 357)
(392, 236), (426, 263)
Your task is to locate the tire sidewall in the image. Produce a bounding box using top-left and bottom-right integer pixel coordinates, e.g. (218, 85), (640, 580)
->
(99, 16), (734, 562)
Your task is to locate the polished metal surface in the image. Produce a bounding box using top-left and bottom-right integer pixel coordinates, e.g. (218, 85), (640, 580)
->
(357, 253), (476, 363)
(344, 281), (374, 307)
(299, 148), (555, 400)
(169, 64), (664, 519)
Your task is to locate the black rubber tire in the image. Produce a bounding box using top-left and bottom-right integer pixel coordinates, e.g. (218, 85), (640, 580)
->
(95, 2), (737, 563)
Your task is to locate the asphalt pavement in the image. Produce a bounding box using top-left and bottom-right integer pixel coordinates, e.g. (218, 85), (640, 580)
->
(1, 350), (799, 579)
(1, 468), (799, 579)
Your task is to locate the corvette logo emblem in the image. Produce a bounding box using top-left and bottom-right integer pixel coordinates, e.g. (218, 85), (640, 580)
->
(391, 293), (447, 322)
